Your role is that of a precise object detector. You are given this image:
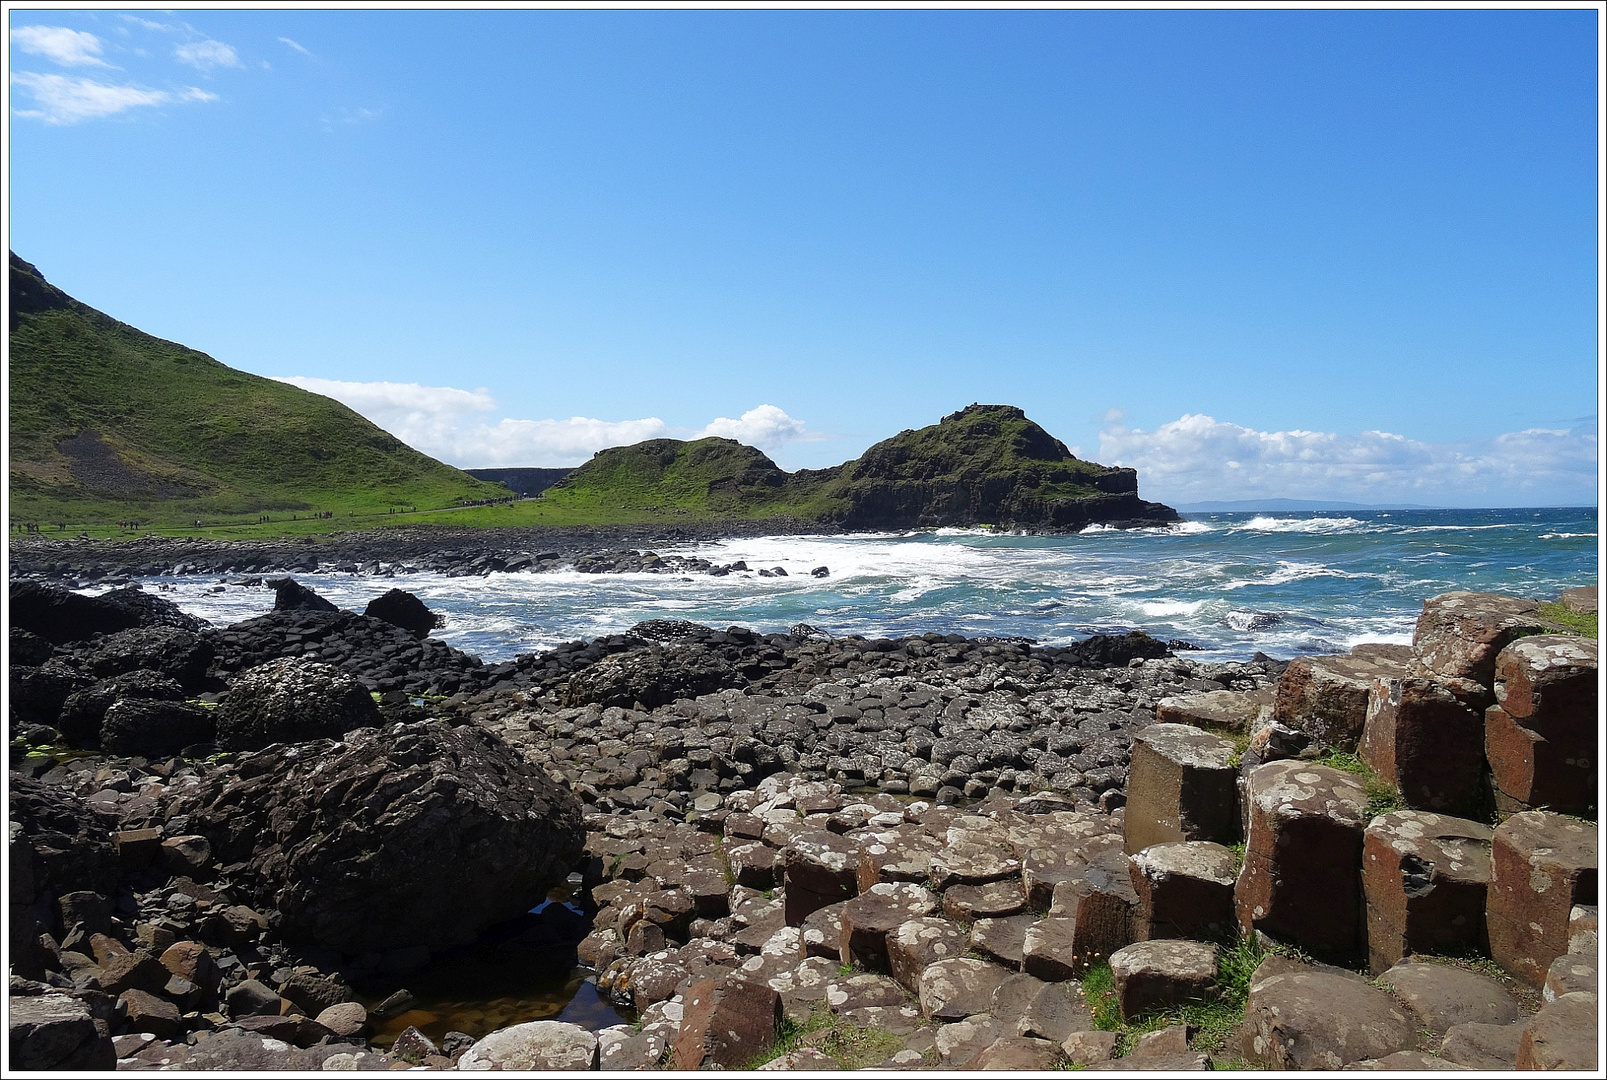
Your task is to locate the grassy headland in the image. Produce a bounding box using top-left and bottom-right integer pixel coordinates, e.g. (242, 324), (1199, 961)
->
(8, 253), (508, 532)
(9, 254), (1175, 540)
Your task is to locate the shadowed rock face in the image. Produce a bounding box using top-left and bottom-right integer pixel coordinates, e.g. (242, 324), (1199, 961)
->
(175, 719), (586, 954)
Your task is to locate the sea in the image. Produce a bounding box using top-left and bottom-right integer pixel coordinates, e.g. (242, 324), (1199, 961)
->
(134, 507), (1598, 664)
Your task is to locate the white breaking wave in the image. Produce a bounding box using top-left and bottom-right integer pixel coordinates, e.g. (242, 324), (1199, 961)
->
(1235, 515), (1368, 534)
(83, 510), (1594, 663)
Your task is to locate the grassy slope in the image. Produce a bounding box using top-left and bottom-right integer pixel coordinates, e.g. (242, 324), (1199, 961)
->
(6, 256), (1150, 539)
(8, 254), (507, 527)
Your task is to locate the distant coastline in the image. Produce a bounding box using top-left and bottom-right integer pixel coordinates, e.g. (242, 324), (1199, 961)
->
(1173, 498), (1599, 513)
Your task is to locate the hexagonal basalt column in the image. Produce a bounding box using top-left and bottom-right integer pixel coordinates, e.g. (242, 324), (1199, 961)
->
(1274, 652), (1409, 752)
(1485, 635), (1597, 816)
(1359, 676), (1486, 816)
(839, 882), (940, 973)
(1123, 724), (1239, 855)
(1412, 591), (1563, 687)
(780, 832), (861, 927)
(1108, 940), (1217, 1020)
(1128, 841), (1238, 943)
(1361, 810), (1492, 974)
(1236, 761), (1369, 959)
(1486, 811), (1597, 989)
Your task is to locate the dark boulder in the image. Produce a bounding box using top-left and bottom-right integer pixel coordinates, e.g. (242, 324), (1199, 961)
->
(176, 720), (586, 953)
(9, 777), (120, 902)
(9, 661), (94, 730)
(57, 670), (188, 749)
(101, 699), (216, 758)
(94, 584), (208, 632)
(10, 628), (55, 667)
(73, 626), (214, 690)
(215, 657), (381, 751)
(363, 589), (442, 641)
(1069, 631), (1172, 667)
(7, 991), (117, 1071)
(8, 580), (142, 645)
(563, 645), (739, 709)
(269, 578), (338, 613)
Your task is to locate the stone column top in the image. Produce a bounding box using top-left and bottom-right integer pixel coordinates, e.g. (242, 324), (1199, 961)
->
(1245, 760), (1369, 828)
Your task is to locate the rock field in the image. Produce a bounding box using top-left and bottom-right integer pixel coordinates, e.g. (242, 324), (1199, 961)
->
(6, 567), (1599, 1071)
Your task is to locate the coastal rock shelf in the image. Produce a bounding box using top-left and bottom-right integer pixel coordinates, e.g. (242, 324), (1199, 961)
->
(6, 579), (1598, 1070)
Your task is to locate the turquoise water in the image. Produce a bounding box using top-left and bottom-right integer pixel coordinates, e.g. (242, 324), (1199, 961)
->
(153, 507), (1597, 663)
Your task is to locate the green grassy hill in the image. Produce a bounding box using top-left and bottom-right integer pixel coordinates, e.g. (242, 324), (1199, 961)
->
(539, 437), (848, 522)
(537, 404), (1176, 530)
(8, 253), (508, 528)
(821, 404), (1166, 529)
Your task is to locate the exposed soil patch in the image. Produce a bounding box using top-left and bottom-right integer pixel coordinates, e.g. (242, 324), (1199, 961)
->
(58, 429), (208, 498)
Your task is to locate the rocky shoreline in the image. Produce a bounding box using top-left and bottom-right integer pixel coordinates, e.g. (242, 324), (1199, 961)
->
(8, 573), (1599, 1071)
(6, 515), (1180, 585)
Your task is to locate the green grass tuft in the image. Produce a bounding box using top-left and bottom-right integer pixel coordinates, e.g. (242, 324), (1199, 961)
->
(1315, 750), (1404, 817)
(1535, 602), (1597, 639)
(1076, 934), (1272, 1067)
(743, 1003), (907, 1070)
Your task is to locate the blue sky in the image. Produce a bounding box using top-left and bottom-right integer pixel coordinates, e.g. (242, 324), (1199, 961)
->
(7, 8), (1600, 506)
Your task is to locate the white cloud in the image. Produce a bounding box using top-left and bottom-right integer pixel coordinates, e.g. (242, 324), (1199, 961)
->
(10, 26), (110, 67)
(695, 404), (827, 448)
(1099, 413), (1598, 507)
(9, 71), (215, 124)
(174, 39), (240, 70)
(272, 376), (822, 468)
(278, 37), (311, 56)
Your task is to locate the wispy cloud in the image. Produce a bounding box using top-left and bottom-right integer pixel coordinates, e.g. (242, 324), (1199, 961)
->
(321, 105), (383, 129)
(118, 16), (173, 33)
(10, 71), (215, 124)
(278, 36), (311, 56)
(1099, 413), (1599, 507)
(271, 377), (825, 467)
(10, 26), (111, 67)
(174, 38), (241, 71)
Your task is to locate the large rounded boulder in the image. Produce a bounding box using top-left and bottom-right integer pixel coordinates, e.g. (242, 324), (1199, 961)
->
(9, 660), (94, 730)
(176, 720), (586, 953)
(101, 699), (215, 758)
(10, 777), (120, 902)
(94, 584), (208, 632)
(215, 657), (381, 751)
(563, 645), (738, 709)
(74, 626), (214, 689)
(58, 670), (188, 748)
(8, 580), (142, 645)
(363, 589), (442, 641)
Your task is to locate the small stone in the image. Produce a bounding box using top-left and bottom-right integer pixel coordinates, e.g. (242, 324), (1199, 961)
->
(456, 1019), (600, 1070)
(315, 1002), (368, 1038)
(1439, 1021), (1524, 1069)
(1543, 953), (1597, 1002)
(967, 1034), (1062, 1070)
(1376, 960), (1522, 1034)
(1132, 1023), (1189, 1057)
(1061, 1028), (1118, 1065)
